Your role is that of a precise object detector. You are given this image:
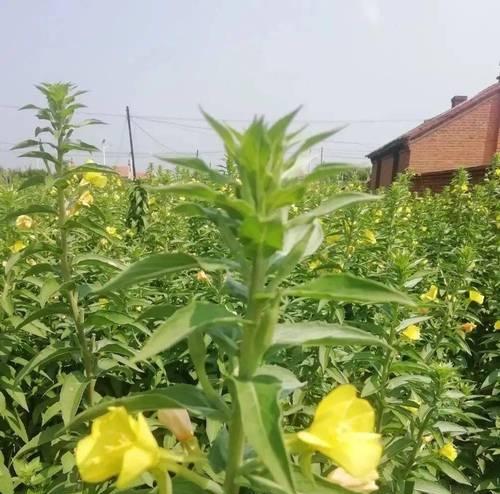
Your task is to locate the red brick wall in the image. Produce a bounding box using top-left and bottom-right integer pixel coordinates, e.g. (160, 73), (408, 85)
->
(409, 91), (500, 174)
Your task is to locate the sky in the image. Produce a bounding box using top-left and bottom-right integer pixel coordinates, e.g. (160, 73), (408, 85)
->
(1, 0), (499, 170)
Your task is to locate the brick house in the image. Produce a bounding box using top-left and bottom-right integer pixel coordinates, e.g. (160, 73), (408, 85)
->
(367, 78), (500, 191)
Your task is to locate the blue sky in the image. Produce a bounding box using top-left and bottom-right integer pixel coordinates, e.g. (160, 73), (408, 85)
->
(1, 0), (499, 169)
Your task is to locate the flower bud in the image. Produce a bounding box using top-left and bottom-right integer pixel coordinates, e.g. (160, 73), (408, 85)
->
(327, 468), (378, 493)
(157, 408), (193, 442)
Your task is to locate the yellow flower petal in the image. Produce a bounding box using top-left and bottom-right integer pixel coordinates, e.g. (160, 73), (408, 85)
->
(83, 172), (107, 188)
(401, 325), (421, 341)
(439, 442), (458, 461)
(420, 285), (438, 302)
(494, 320), (500, 331)
(468, 290), (484, 305)
(76, 407), (160, 488)
(298, 385), (381, 480)
(116, 446), (158, 489)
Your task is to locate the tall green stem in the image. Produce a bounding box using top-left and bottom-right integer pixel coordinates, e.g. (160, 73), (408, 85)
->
(224, 247), (268, 494)
(56, 182), (95, 403)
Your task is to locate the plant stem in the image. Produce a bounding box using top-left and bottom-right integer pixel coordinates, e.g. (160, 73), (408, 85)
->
(56, 186), (95, 404)
(376, 313), (398, 432)
(169, 463), (224, 494)
(400, 409), (433, 479)
(224, 247), (268, 494)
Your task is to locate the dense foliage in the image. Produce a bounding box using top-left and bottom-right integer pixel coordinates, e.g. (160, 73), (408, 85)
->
(0, 84), (499, 494)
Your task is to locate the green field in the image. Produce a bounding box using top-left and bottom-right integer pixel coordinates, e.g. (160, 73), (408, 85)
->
(0, 84), (499, 494)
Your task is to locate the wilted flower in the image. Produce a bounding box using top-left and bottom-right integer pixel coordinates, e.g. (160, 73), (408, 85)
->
(297, 384), (382, 480)
(81, 171), (107, 188)
(327, 467), (378, 493)
(76, 407), (160, 489)
(157, 409), (194, 442)
(401, 325), (421, 341)
(78, 190), (94, 207)
(9, 240), (27, 253)
(460, 322), (477, 334)
(420, 285), (438, 302)
(15, 215), (33, 230)
(439, 442), (458, 462)
(196, 270), (209, 282)
(468, 290), (484, 305)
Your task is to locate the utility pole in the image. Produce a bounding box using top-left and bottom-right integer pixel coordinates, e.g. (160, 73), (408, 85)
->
(101, 138), (106, 166)
(126, 106), (137, 180)
(320, 146), (324, 164)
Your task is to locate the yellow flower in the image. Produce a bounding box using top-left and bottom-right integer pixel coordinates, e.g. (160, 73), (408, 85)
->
(401, 325), (421, 341)
(82, 172), (107, 188)
(495, 168), (500, 177)
(297, 384), (382, 480)
(460, 183), (468, 192)
(76, 407), (160, 489)
(327, 467), (378, 493)
(98, 298), (109, 306)
(439, 442), (458, 462)
(105, 226), (121, 239)
(494, 320), (500, 331)
(15, 215), (33, 230)
(309, 259), (322, 270)
(468, 290), (484, 305)
(9, 240), (27, 253)
(420, 285), (438, 302)
(157, 409), (194, 442)
(460, 322), (477, 334)
(363, 230), (377, 245)
(326, 234), (341, 245)
(78, 190), (94, 207)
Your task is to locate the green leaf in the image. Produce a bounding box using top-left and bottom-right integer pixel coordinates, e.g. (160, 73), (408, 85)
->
(15, 303), (71, 330)
(18, 150), (57, 164)
(290, 192), (380, 226)
(429, 459), (471, 485)
(133, 302), (239, 362)
(271, 322), (388, 348)
(15, 344), (77, 384)
(60, 373), (88, 426)
(256, 365), (304, 394)
(38, 277), (60, 308)
(2, 204), (56, 221)
(85, 311), (150, 335)
(18, 174), (46, 190)
(288, 127), (345, 164)
(285, 274), (416, 306)
(73, 254), (126, 270)
(137, 303), (177, 321)
(232, 377), (296, 493)
(481, 369), (499, 389)
(240, 216), (284, 251)
(93, 253), (228, 293)
(159, 156), (233, 184)
(414, 479), (451, 494)
(10, 139), (41, 150)
(65, 163), (116, 176)
(301, 163), (359, 184)
(395, 316), (432, 331)
(69, 385), (222, 426)
(148, 183), (219, 202)
(0, 461), (14, 494)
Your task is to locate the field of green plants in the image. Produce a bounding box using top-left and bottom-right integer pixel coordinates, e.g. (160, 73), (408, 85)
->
(0, 83), (499, 494)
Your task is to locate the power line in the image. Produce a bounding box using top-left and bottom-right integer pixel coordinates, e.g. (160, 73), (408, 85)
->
(0, 103), (426, 124)
(132, 119), (178, 152)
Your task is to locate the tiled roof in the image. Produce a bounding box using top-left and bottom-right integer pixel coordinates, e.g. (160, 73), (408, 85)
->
(367, 82), (500, 159)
